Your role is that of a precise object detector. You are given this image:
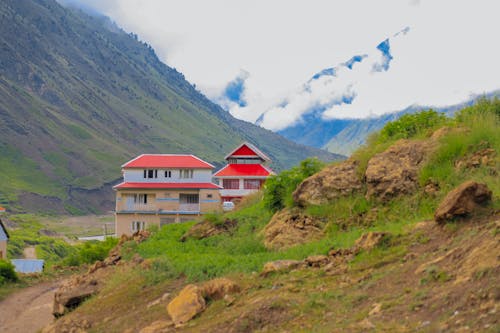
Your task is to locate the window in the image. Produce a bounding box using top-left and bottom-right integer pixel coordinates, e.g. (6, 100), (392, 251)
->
(144, 169), (158, 178)
(223, 179), (240, 189)
(133, 194), (148, 204)
(244, 179), (262, 189)
(165, 170), (172, 178)
(180, 194), (199, 204)
(207, 194), (213, 198)
(131, 221), (145, 232)
(180, 169), (193, 179)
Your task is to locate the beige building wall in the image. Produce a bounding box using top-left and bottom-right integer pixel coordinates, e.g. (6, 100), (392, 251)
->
(0, 240), (7, 260)
(115, 188), (222, 236)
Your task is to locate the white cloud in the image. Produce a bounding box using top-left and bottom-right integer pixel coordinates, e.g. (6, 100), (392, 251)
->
(70, 0), (500, 130)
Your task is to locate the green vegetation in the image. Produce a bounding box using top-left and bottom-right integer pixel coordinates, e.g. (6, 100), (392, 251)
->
(7, 214), (118, 269)
(263, 158), (324, 212)
(0, 260), (18, 285)
(63, 238), (118, 267)
(120, 99), (499, 287)
(377, 109), (447, 143)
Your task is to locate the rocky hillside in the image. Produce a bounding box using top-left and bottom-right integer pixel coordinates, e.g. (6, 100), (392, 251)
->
(41, 102), (499, 332)
(0, 0), (339, 214)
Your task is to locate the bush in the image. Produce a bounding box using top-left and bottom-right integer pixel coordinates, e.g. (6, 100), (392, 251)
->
(456, 97), (500, 122)
(263, 158), (324, 212)
(0, 260), (18, 285)
(63, 237), (118, 266)
(377, 109), (447, 143)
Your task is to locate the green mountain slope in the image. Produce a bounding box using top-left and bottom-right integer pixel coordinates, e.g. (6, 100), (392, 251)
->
(0, 0), (340, 214)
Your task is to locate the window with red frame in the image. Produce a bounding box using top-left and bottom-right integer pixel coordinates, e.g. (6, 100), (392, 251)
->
(223, 179), (240, 189)
(244, 179), (262, 189)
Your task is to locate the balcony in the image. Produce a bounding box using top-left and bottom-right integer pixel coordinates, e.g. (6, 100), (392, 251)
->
(178, 203), (200, 212)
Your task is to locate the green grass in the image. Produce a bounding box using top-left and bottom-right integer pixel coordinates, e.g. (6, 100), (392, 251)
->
(121, 100), (499, 286)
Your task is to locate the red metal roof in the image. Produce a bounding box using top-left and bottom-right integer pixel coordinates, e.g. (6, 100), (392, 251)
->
(232, 145), (259, 156)
(213, 164), (274, 177)
(114, 182), (222, 190)
(225, 142), (270, 161)
(122, 154), (214, 169)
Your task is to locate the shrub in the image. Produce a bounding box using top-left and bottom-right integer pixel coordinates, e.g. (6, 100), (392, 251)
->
(63, 237), (118, 266)
(0, 260), (18, 285)
(263, 157), (324, 212)
(377, 109), (447, 143)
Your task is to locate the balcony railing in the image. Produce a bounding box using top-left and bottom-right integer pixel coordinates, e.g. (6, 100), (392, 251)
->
(179, 203), (199, 212)
(124, 204), (156, 211)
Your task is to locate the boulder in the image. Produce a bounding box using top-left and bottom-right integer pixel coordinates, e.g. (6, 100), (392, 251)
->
(304, 255), (330, 268)
(201, 278), (240, 300)
(263, 209), (323, 250)
(261, 260), (303, 276)
(293, 159), (362, 206)
(167, 285), (206, 327)
(139, 320), (174, 333)
(354, 232), (390, 251)
(365, 140), (432, 201)
(53, 277), (100, 317)
(434, 181), (492, 223)
(180, 219), (236, 241)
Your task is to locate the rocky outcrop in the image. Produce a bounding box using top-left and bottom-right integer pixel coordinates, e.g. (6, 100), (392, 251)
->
(180, 219), (237, 241)
(293, 159), (363, 206)
(52, 231), (150, 318)
(260, 260), (304, 276)
(53, 276), (100, 318)
(434, 181), (492, 223)
(263, 209), (324, 250)
(201, 278), (240, 301)
(167, 278), (241, 327)
(365, 140), (433, 201)
(304, 255), (330, 268)
(455, 146), (496, 170)
(167, 285), (206, 327)
(139, 320), (174, 333)
(353, 231), (390, 251)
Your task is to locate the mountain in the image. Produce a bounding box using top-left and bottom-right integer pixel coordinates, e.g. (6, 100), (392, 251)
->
(280, 94), (499, 157)
(0, 0), (340, 214)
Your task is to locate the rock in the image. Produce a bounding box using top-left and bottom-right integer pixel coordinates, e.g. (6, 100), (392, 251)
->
(365, 140), (432, 201)
(357, 318), (375, 330)
(293, 159), (362, 206)
(455, 145), (496, 170)
(139, 320), (174, 333)
(434, 181), (492, 223)
(180, 219), (236, 241)
(424, 180), (440, 196)
(53, 277), (100, 317)
(201, 278), (240, 300)
(42, 318), (91, 333)
(263, 209), (323, 250)
(167, 284), (206, 327)
(304, 255), (330, 268)
(261, 260), (303, 276)
(354, 232), (390, 252)
(369, 303), (382, 316)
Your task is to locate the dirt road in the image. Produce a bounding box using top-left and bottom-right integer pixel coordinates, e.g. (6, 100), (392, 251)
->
(0, 281), (59, 333)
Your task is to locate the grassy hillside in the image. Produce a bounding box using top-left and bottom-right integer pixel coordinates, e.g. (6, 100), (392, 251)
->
(0, 0), (339, 214)
(32, 99), (499, 332)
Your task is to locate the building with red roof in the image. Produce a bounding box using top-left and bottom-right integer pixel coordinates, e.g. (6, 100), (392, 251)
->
(214, 142), (274, 202)
(114, 154), (221, 236)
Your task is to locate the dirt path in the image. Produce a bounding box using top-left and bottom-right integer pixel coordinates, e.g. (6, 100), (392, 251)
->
(23, 246), (37, 259)
(0, 281), (59, 333)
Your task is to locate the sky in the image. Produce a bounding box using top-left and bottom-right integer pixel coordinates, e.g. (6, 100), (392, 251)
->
(63, 0), (500, 131)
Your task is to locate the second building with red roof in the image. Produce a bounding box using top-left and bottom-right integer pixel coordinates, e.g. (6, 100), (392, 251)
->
(213, 142), (274, 203)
